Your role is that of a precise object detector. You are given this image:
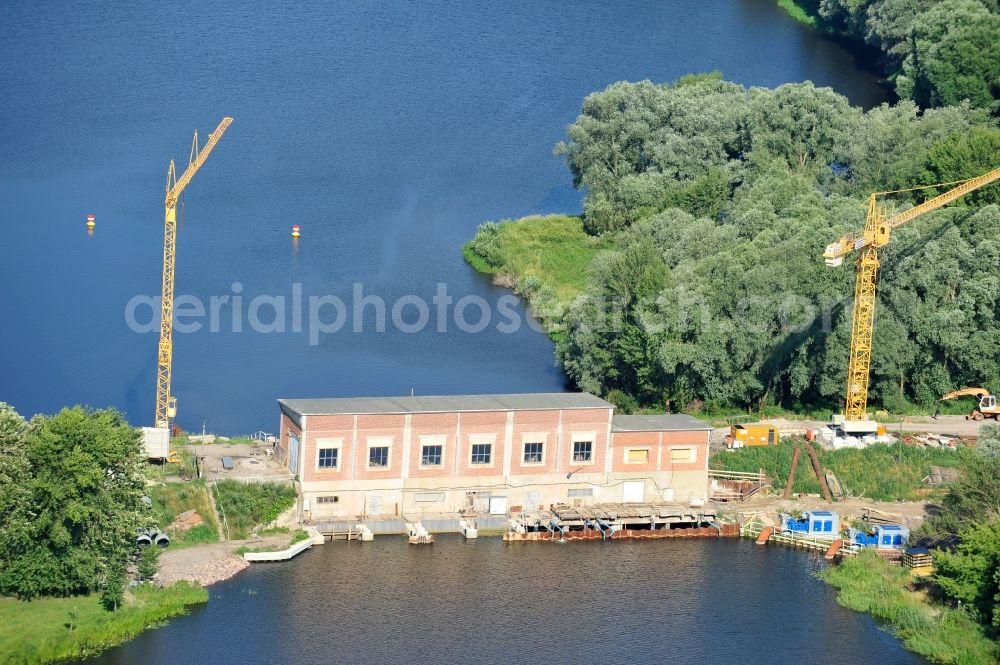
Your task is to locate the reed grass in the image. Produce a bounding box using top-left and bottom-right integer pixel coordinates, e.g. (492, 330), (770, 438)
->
(820, 553), (998, 665)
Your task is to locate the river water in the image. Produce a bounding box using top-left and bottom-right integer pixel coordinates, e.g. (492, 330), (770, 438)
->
(88, 537), (925, 665)
(3, 2), (917, 663)
(0, 0), (887, 434)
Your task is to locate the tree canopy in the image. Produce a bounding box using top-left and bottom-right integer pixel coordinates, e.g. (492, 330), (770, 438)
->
(0, 404), (146, 608)
(808, 0), (1000, 111)
(550, 76), (999, 414)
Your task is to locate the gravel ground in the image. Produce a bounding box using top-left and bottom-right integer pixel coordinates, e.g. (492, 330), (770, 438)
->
(156, 533), (291, 587)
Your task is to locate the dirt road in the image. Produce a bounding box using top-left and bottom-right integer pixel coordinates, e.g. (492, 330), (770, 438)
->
(720, 493), (934, 529)
(711, 414), (987, 444)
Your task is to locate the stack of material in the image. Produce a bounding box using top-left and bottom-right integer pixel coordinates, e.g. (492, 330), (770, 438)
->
(167, 509), (205, 533)
(821, 430), (896, 449)
(832, 435), (863, 449)
(906, 434), (958, 449)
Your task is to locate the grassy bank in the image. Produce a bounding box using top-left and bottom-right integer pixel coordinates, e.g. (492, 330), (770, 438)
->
(213, 480), (297, 540)
(820, 553), (998, 665)
(463, 214), (612, 330)
(710, 440), (961, 501)
(776, 0), (821, 28)
(0, 582), (208, 665)
(148, 480), (220, 547)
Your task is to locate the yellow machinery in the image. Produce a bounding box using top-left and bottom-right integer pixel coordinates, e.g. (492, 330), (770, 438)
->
(823, 166), (1000, 426)
(937, 387), (999, 421)
(726, 422), (780, 448)
(155, 117), (233, 429)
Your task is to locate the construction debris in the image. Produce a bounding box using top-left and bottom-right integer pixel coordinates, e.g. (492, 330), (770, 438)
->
(924, 466), (960, 485)
(167, 509), (205, 533)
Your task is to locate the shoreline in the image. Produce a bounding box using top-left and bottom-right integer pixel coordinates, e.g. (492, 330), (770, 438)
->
(0, 582), (208, 665)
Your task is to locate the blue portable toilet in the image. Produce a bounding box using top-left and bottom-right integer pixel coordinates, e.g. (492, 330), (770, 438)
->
(781, 510), (840, 539)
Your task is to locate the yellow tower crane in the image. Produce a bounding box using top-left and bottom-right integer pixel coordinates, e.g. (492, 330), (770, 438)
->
(155, 117), (233, 429)
(823, 166), (1000, 429)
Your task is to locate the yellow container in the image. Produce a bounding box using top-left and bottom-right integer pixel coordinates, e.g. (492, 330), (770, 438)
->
(731, 422), (779, 447)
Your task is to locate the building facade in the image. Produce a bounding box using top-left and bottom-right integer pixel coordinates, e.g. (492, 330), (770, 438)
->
(276, 393), (712, 520)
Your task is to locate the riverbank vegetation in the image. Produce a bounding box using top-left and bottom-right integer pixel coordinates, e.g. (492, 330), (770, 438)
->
(710, 439), (960, 500)
(814, 439), (1000, 663)
(776, 0), (999, 112)
(148, 481), (220, 547)
(820, 552), (998, 665)
(0, 581), (208, 665)
(0, 402), (209, 664)
(463, 214), (611, 337)
(465, 73), (1000, 415)
(0, 403), (146, 608)
(212, 480), (297, 540)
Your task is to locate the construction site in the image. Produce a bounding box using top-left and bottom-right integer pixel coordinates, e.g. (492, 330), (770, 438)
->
(134, 120), (996, 587)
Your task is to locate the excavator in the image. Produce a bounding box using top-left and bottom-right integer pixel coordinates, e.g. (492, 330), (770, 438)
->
(934, 388), (999, 421)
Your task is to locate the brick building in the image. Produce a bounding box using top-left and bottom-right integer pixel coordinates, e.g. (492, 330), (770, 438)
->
(276, 393), (712, 519)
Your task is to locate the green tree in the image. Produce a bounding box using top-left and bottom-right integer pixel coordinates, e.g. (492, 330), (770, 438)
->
(0, 406), (146, 606)
(743, 82), (860, 171)
(782, 0), (1000, 110)
(830, 101), (985, 198)
(933, 521), (1000, 632)
(897, 0), (1000, 109)
(136, 546), (161, 582)
(920, 453), (1000, 543)
(978, 423), (1000, 459)
(0, 404), (31, 558)
(923, 127), (1000, 207)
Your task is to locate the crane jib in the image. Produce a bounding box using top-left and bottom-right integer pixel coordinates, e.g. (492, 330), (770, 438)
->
(826, 165), (1000, 423)
(154, 117), (232, 429)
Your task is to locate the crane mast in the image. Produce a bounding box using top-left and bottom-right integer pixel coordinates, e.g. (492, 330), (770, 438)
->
(824, 166), (1000, 424)
(155, 117), (233, 429)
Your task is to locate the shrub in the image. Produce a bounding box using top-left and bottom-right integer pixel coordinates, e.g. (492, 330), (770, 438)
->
(212, 481), (297, 540)
(136, 547), (160, 582)
(469, 221), (507, 269)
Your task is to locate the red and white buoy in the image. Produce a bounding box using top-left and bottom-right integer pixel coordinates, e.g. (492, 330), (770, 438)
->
(86, 214), (96, 229)
(291, 224), (301, 238)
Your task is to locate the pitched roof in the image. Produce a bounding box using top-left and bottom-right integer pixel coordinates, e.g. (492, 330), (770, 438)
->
(278, 392), (613, 423)
(611, 414), (712, 433)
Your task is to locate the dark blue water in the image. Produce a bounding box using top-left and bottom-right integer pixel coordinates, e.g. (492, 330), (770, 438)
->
(0, 1), (887, 435)
(88, 538), (926, 665)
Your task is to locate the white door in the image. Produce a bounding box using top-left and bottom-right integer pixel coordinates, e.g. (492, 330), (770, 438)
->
(623, 481), (645, 503)
(489, 496), (508, 515)
(368, 495), (382, 516)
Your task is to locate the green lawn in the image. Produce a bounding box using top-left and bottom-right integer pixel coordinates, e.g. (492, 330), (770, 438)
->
(464, 214), (613, 308)
(147, 480), (220, 547)
(821, 553), (998, 665)
(0, 582), (207, 665)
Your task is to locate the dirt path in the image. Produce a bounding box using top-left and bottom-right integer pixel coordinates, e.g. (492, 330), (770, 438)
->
(722, 493), (934, 529)
(157, 533), (292, 587)
(711, 415), (987, 444)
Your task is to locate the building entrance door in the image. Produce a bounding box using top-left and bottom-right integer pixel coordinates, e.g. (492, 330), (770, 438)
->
(288, 434), (300, 476)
